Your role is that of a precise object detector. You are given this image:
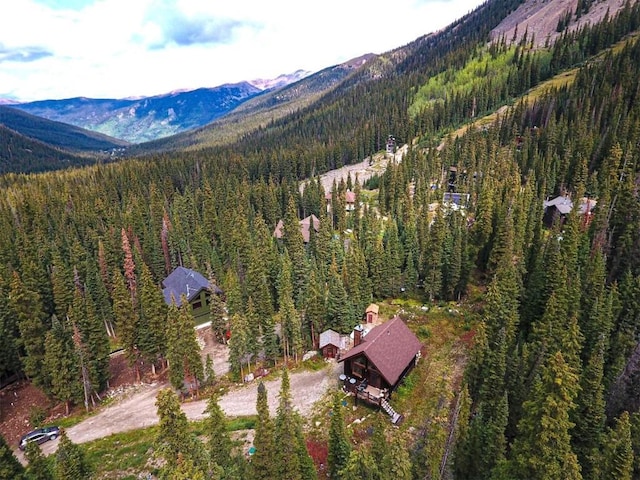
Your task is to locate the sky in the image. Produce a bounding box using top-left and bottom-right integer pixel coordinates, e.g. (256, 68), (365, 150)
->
(1, 0), (487, 102)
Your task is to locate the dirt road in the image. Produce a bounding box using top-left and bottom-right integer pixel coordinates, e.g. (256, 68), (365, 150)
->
(300, 144), (406, 194)
(29, 360), (342, 459)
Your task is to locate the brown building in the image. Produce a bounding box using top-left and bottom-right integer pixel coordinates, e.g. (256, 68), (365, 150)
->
(364, 303), (379, 324)
(273, 214), (320, 243)
(339, 316), (422, 393)
(319, 329), (346, 359)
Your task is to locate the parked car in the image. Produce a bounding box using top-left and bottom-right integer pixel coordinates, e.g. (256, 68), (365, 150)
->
(18, 426), (60, 451)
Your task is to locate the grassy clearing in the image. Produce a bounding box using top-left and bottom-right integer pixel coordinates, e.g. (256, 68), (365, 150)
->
(305, 297), (477, 473)
(83, 415), (258, 479)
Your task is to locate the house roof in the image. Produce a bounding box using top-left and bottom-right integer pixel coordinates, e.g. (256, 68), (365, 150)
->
(543, 195), (597, 215)
(161, 266), (222, 306)
(325, 190), (356, 203)
(544, 195), (573, 215)
(339, 316), (422, 387)
(319, 329), (343, 349)
(273, 214), (320, 243)
(365, 303), (379, 314)
(442, 192), (470, 206)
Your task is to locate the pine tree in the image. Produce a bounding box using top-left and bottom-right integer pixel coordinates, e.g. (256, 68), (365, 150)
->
(166, 296), (204, 394)
(205, 394), (239, 475)
(601, 411), (634, 480)
(24, 441), (54, 480)
(571, 339), (606, 479)
(0, 283), (21, 387)
(50, 249), (74, 321)
(136, 257), (167, 372)
(54, 429), (92, 480)
(498, 352), (581, 480)
(251, 382), (278, 480)
(338, 448), (380, 480)
(44, 315), (81, 415)
(326, 257), (351, 334)
(204, 353), (216, 387)
(9, 270), (50, 392)
(278, 254), (302, 362)
(0, 432), (25, 480)
(155, 388), (206, 475)
(85, 257), (115, 338)
(274, 369), (315, 480)
(282, 196), (307, 307)
(165, 454), (209, 480)
(111, 267), (141, 381)
(328, 393), (351, 479)
(208, 273), (228, 344)
(422, 206), (445, 301)
(70, 282), (109, 406)
(228, 312), (250, 381)
(386, 431), (412, 480)
(302, 263), (325, 347)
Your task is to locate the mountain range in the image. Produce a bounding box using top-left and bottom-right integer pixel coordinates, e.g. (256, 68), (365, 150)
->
(0, 0), (629, 174)
(7, 70), (311, 144)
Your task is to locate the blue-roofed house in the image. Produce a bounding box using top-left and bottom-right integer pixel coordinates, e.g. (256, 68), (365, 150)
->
(162, 266), (223, 323)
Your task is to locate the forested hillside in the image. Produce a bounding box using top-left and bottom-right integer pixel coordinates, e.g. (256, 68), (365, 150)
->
(0, 123), (105, 175)
(4, 0), (640, 478)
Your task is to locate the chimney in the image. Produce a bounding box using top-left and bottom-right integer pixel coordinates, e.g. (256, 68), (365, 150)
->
(353, 325), (364, 346)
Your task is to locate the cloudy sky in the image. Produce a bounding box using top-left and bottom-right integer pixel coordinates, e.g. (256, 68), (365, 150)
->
(1, 0), (487, 102)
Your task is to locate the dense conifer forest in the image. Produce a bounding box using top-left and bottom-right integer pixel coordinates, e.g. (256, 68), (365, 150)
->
(5, 0), (640, 477)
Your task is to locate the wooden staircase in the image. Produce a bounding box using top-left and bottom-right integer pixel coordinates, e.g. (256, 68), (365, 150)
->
(380, 398), (404, 425)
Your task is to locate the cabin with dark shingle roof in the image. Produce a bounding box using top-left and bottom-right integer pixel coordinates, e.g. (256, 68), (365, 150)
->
(339, 316), (422, 393)
(161, 266), (223, 323)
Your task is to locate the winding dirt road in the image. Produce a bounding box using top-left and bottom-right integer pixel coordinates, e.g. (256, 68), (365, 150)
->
(23, 360), (342, 460)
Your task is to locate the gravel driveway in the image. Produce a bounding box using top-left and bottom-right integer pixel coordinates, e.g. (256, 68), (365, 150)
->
(30, 360), (342, 459)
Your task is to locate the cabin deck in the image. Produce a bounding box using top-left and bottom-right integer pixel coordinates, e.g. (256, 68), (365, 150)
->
(339, 374), (389, 406)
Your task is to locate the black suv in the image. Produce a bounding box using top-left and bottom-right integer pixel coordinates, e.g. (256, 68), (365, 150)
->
(18, 426), (60, 451)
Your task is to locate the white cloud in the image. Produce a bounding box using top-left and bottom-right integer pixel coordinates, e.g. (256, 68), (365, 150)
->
(0, 0), (486, 101)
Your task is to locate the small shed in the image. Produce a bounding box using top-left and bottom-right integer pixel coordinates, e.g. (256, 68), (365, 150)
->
(365, 304), (379, 324)
(319, 329), (344, 359)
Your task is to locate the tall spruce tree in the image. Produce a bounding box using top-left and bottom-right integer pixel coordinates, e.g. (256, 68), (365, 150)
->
(166, 296), (204, 394)
(338, 449), (380, 480)
(9, 270), (50, 392)
(24, 441), (54, 480)
(325, 257), (351, 334)
(0, 432), (25, 480)
(136, 257), (167, 372)
(328, 393), (351, 479)
(54, 429), (92, 480)
(43, 314), (81, 415)
(497, 352), (581, 480)
(111, 267), (141, 381)
(204, 393), (246, 478)
(155, 388), (206, 476)
(274, 369), (315, 480)
(600, 411), (634, 480)
(278, 254), (302, 361)
(251, 382), (278, 480)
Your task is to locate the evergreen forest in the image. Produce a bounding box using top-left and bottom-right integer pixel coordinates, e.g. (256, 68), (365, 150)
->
(5, 0), (640, 478)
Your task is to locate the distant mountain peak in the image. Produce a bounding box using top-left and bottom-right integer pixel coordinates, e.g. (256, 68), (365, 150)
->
(249, 70), (312, 91)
